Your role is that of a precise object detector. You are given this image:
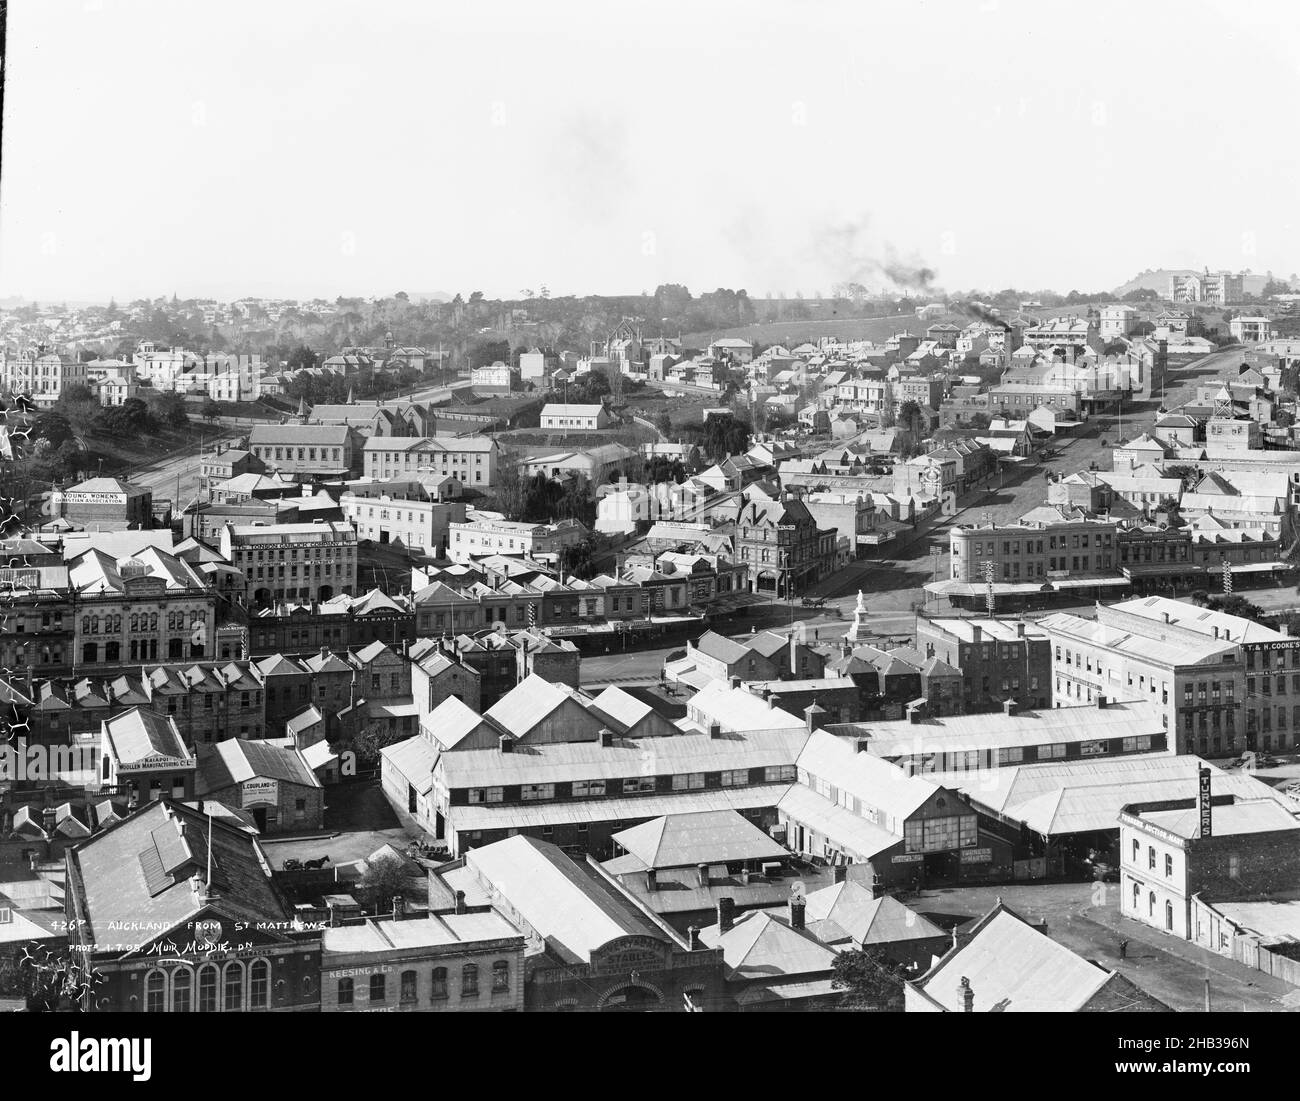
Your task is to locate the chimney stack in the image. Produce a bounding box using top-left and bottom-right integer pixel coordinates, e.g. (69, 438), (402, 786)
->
(788, 894), (806, 930)
(959, 976), (975, 1013)
(499, 734), (514, 753)
(1096, 695), (1108, 709)
(454, 890), (466, 915)
(729, 675), (741, 690)
(697, 862), (709, 888)
(769, 693), (782, 714)
(646, 869), (657, 892)
(871, 874), (884, 899)
(709, 722), (722, 740)
(832, 864), (847, 884)
(687, 925), (701, 951)
(1002, 699), (1017, 716)
(599, 727), (614, 748)
(717, 897), (736, 934)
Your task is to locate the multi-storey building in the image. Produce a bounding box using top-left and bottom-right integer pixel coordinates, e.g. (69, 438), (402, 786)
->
(1119, 787), (1300, 941)
(58, 477), (153, 532)
(0, 348), (88, 405)
(1169, 269), (1244, 306)
(248, 424), (360, 480)
(1038, 598), (1282, 757)
(915, 616), (1052, 712)
(340, 481), (468, 556)
(68, 544), (216, 672)
(944, 517), (1125, 599)
(219, 521), (357, 606)
(65, 799), (322, 1012)
(447, 517), (587, 565)
(362, 435), (498, 488)
(734, 495), (836, 596)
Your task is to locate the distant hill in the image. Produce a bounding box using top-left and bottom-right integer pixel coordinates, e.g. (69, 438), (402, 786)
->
(1112, 269), (1273, 297)
(408, 291), (454, 303)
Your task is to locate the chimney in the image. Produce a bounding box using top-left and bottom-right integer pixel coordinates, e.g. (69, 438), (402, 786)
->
(646, 869), (657, 892)
(1163, 612), (1170, 624)
(971, 625), (982, 644)
(1213, 626), (1220, 640)
(499, 734), (514, 753)
(697, 862), (709, 888)
(717, 897), (736, 934)
(709, 722), (722, 740)
(959, 976), (975, 1013)
(908, 708), (921, 725)
(1096, 695), (1108, 709)
(599, 727), (614, 748)
(687, 925), (702, 951)
(392, 897), (402, 922)
(729, 675), (741, 690)
(769, 693), (782, 714)
(788, 894), (806, 930)
(740, 866), (751, 886)
(454, 890), (467, 915)
(1016, 622), (1025, 638)
(833, 864), (847, 884)
(790, 631), (799, 677)
(855, 738), (870, 754)
(1002, 699), (1017, 716)
(870, 873), (884, 899)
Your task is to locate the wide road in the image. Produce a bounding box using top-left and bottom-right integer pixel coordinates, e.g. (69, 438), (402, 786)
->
(119, 423), (241, 512)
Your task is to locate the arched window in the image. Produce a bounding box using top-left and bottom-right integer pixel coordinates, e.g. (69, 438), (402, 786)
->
(461, 963), (478, 997)
(145, 969), (166, 1013)
(400, 969), (418, 1005)
(150, 613), (158, 630)
(223, 961), (244, 1011)
(1148, 892), (1156, 918)
(1165, 902), (1174, 931)
(430, 968), (448, 1000)
(171, 967), (192, 1013)
(197, 964), (218, 1012)
(248, 959), (270, 1009)
(130, 614), (138, 632)
(492, 960), (510, 992)
(81, 617), (90, 634)
(1131, 881), (1139, 910)
(337, 977), (353, 1006)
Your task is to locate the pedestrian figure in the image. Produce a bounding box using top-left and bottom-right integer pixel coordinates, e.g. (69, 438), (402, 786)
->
(1119, 939), (1129, 960)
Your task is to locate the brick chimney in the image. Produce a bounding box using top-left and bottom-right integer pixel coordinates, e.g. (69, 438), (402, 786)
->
(687, 925), (701, 951)
(1002, 699), (1017, 716)
(788, 894), (806, 930)
(959, 975), (975, 1013)
(717, 897), (736, 934)
(454, 890), (466, 915)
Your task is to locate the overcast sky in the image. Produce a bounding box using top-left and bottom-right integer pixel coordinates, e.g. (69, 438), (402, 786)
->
(2, 0), (1298, 303)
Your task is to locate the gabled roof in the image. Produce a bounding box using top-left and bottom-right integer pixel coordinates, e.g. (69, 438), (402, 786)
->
(910, 904), (1113, 1012)
(198, 739), (320, 792)
(103, 708), (193, 767)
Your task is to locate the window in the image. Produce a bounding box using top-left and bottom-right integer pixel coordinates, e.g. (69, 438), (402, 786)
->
(572, 779), (605, 797)
(223, 962), (244, 1012)
(468, 787), (504, 804)
(249, 959), (269, 1010)
(622, 776), (656, 794)
(1148, 846), (1156, 870)
(430, 968), (448, 1000)
(1165, 854), (1173, 878)
(338, 977), (354, 1006)
(196, 964), (218, 1012)
(521, 783), (554, 801)
(401, 970), (418, 1005)
(720, 769), (749, 787)
(369, 973), (386, 1003)
(1131, 838), (1139, 862)
(764, 765), (796, 783)
(146, 969), (166, 1013)
(672, 773), (705, 790)
(492, 960), (510, 993)
(461, 964), (479, 997)
(1165, 901), (1174, 931)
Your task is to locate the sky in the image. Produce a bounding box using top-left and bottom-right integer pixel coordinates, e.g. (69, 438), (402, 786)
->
(2, 0), (1300, 303)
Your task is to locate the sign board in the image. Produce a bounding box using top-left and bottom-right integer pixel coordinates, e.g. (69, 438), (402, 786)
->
(126, 753), (188, 772)
(892, 854), (924, 864)
(243, 779), (279, 807)
(1198, 767), (1213, 838)
(960, 848), (992, 864)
